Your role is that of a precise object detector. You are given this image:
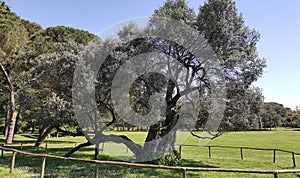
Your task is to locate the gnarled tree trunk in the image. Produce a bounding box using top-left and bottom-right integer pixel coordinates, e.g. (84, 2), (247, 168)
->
(139, 108), (180, 162)
(65, 80), (181, 162)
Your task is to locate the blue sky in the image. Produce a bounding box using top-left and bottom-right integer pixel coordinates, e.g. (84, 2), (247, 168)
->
(6, 0), (300, 109)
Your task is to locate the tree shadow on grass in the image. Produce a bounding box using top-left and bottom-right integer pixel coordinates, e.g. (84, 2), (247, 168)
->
(0, 138), (36, 144)
(0, 153), (186, 178)
(1, 143), (220, 178)
(278, 165), (297, 169)
(47, 146), (95, 157)
(21, 134), (38, 140)
(181, 158), (218, 168)
(0, 134), (37, 143)
(0, 135), (80, 145)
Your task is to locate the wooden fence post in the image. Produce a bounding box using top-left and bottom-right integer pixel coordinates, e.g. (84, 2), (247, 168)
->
(179, 145), (182, 157)
(95, 144), (99, 178)
(101, 142), (104, 152)
(292, 152), (296, 168)
(182, 168), (187, 178)
(40, 157), (46, 178)
(95, 164), (99, 178)
(208, 146), (211, 158)
(1, 144), (4, 158)
(273, 150), (276, 163)
(273, 171), (279, 178)
(240, 148), (244, 160)
(10, 151), (16, 174)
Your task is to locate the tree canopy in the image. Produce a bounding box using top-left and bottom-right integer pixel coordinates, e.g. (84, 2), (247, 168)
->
(0, 2), (95, 144)
(67, 0), (267, 162)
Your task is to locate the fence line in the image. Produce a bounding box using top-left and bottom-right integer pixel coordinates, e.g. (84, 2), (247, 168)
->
(179, 145), (299, 167)
(2, 141), (299, 167)
(1, 146), (300, 178)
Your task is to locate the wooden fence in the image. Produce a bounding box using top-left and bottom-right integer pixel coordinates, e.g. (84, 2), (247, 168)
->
(179, 145), (300, 168)
(1, 146), (300, 178)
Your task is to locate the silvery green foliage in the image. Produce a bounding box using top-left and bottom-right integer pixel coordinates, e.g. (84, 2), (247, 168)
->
(22, 41), (84, 128)
(153, 0), (197, 27)
(72, 4), (226, 160)
(43, 92), (73, 123)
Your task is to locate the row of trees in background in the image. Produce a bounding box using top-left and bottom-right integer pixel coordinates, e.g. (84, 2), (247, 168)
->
(285, 107), (300, 128)
(0, 1), (96, 144)
(0, 0), (299, 159)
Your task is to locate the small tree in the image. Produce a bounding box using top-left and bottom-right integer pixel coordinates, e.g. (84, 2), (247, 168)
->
(26, 41), (84, 146)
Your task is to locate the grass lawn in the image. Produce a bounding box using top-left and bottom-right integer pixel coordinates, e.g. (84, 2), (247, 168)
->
(0, 128), (300, 177)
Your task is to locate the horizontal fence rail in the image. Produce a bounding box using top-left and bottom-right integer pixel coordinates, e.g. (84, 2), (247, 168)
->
(179, 144), (300, 168)
(2, 141), (299, 167)
(1, 146), (300, 178)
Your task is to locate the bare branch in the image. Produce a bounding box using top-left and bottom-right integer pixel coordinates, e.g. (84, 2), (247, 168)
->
(187, 127), (222, 139)
(55, 127), (83, 137)
(97, 100), (116, 132)
(92, 132), (143, 156)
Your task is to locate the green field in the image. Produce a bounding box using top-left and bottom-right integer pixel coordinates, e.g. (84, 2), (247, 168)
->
(0, 128), (300, 177)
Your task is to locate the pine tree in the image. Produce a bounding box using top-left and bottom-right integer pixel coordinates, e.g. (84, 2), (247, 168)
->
(197, 0), (266, 130)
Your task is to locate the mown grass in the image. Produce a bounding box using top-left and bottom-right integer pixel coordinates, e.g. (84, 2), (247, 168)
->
(0, 128), (300, 177)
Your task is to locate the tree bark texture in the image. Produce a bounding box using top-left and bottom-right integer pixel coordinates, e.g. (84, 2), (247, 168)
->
(35, 126), (54, 147)
(0, 63), (18, 144)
